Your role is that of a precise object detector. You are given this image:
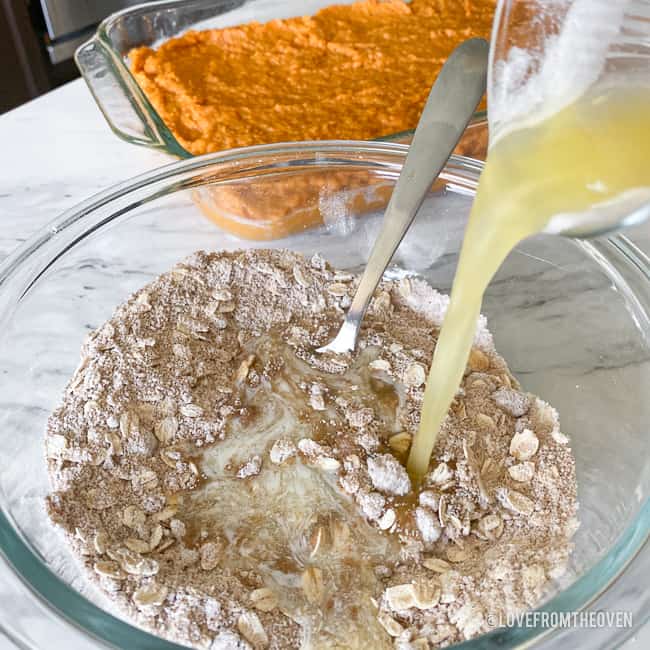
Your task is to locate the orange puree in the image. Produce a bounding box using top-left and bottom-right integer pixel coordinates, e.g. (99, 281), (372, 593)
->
(129, 0), (495, 156)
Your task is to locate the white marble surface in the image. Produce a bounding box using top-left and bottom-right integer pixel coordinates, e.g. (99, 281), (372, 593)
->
(0, 79), (648, 649)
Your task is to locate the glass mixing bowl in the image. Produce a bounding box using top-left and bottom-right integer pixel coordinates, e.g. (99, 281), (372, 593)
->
(0, 142), (647, 649)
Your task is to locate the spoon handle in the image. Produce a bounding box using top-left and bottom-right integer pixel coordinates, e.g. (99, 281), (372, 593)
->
(321, 38), (489, 354)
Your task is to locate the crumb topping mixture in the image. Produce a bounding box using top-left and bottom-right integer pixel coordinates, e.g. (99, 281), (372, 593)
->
(46, 249), (577, 649)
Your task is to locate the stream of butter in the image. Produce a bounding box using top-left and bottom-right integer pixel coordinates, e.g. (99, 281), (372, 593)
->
(408, 86), (650, 479)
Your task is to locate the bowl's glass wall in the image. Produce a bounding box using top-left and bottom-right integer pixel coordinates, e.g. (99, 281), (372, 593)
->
(0, 147), (647, 648)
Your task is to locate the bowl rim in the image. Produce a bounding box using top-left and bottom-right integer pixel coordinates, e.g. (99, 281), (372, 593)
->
(0, 140), (648, 649)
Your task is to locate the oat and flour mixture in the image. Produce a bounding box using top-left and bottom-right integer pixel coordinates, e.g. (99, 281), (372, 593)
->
(45, 249), (578, 649)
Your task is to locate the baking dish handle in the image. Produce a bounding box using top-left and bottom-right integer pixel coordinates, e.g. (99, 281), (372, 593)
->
(75, 37), (189, 158)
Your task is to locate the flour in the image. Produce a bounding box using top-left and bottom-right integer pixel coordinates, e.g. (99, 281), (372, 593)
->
(367, 454), (412, 496)
(45, 249), (578, 648)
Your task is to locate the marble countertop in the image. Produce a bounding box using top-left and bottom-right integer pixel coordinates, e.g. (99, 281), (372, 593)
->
(0, 79), (647, 649)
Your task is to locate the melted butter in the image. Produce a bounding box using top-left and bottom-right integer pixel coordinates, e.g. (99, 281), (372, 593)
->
(408, 86), (650, 479)
(187, 334), (404, 648)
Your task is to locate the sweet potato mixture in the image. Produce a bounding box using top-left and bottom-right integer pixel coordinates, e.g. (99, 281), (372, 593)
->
(129, 0), (495, 156)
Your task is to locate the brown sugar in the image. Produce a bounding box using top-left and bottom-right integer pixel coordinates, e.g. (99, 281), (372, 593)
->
(129, 0), (495, 156)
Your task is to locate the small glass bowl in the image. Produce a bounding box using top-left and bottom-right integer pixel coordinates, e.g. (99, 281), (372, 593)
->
(0, 142), (647, 649)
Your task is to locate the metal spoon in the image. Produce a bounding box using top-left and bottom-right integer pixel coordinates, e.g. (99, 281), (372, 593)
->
(317, 38), (489, 355)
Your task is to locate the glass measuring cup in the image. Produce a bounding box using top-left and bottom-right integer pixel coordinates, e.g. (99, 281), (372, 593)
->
(487, 0), (650, 237)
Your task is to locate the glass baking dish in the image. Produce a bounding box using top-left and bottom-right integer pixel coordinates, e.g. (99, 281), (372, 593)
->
(75, 0), (489, 240)
(75, 0), (488, 241)
(74, 0), (488, 161)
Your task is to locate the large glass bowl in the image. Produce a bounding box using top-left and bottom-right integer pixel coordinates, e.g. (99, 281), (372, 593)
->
(0, 142), (647, 649)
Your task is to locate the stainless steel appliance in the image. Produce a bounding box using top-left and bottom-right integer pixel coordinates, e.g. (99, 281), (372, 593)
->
(0, 0), (156, 113)
(39, 0), (147, 63)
